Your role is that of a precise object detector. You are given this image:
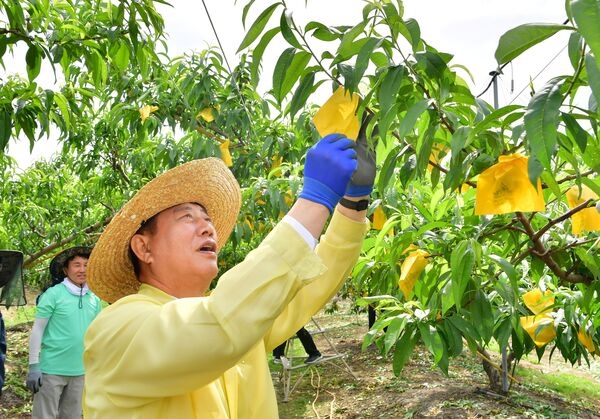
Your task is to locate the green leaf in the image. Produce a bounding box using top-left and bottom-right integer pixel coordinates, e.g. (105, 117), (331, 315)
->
(399, 18), (421, 51)
(471, 290), (494, 344)
(471, 105), (523, 137)
(450, 240), (475, 311)
(561, 112), (590, 153)
(487, 254), (518, 289)
(377, 103), (399, 142)
(414, 51), (448, 80)
(306, 21), (339, 42)
(352, 37), (382, 89)
(136, 44), (149, 77)
(571, 0), (600, 68)
(574, 246), (600, 278)
(377, 145), (402, 192)
(581, 177), (600, 198)
(540, 170), (561, 201)
(376, 64), (404, 130)
(442, 320), (464, 357)
(447, 314), (481, 342)
(288, 70), (315, 119)
(0, 107), (12, 151)
(53, 93), (71, 131)
(5, 0), (26, 29)
(494, 316), (513, 350)
(25, 44), (43, 81)
(271, 47), (296, 103)
(418, 323), (448, 374)
(527, 155), (545, 186)
(415, 116), (437, 176)
(398, 99), (429, 138)
(567, 32), (583, 70)
(449, 126), (471, 165)
(88, 50), (108, 86)
(335, 21), (368, 61)
(399, 154), (417, 186)
(279, 11), (302, 49)
(524, 76), (564, 171)
(585, 53), (600, 104)
(250, 27), (280, 87)
(392, 327), (417, 375)
(279, 51), (311, 100)
(111, 41), (130, 72)
(241, 0), (258, 26)
(383, 315), (407, 355)
(495, 23), (571, 65)
(238, 3), (280, 52)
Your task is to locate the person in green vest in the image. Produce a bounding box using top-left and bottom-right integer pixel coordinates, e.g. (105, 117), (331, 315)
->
(26, 246), (102, 419)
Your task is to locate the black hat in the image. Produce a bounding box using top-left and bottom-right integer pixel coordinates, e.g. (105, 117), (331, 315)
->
(49, 246), (92, 280)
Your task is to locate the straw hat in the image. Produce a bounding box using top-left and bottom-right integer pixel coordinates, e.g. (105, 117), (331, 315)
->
(87, 158), (241, 303)
(49, 246), (92, 280)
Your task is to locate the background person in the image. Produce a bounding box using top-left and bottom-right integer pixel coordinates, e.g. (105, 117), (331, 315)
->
(273, 326), (322, 365)
(26, 246), (102, 419)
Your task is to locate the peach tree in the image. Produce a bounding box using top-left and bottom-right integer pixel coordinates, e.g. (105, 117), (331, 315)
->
(236, 0), (600, 393)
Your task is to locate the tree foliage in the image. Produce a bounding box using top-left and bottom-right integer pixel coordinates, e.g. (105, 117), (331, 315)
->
(1, 0), (600, 395)
(236, 0), (600, 393)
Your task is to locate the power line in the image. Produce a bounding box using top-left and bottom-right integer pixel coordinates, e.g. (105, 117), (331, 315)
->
(507, 44), (567, 105)
(478, 18), (570, 105)
(200, 0), (257, 143)
(200, 0), (234, 77)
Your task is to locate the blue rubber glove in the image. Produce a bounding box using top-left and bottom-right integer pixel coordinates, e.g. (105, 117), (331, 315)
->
(26, 363), (42, 393)
(299, 133), (357, 212)
(346, 115), (377, 197)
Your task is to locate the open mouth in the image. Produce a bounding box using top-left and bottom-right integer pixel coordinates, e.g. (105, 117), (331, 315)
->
(199, 242), (217, 252)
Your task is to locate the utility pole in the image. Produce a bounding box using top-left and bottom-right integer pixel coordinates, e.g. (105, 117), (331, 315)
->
(489, 66), (510, 394)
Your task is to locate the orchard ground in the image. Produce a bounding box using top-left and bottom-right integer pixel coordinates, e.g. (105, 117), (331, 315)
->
(2, 295), (599, 418)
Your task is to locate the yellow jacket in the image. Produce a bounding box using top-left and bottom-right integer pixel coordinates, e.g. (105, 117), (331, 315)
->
(83, 210), (368, 418)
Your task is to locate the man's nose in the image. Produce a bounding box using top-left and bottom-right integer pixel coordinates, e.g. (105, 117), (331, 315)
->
(196, 220), (214, 236)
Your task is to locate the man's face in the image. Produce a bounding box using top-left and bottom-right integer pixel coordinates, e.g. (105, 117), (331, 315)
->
(138, 203), (219, 296)
(64, 255), (89, 286)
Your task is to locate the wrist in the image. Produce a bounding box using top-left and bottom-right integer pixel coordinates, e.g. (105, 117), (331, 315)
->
(299, 178), (343, 213)
(336, 196), (369, 221)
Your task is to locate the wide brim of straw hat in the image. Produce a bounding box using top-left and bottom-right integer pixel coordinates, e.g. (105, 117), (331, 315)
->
(49, 246), (93, 280)
(87, 158), (241, 303)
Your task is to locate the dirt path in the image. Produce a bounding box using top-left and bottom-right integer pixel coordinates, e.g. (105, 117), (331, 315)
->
(2, 301), (599, 418)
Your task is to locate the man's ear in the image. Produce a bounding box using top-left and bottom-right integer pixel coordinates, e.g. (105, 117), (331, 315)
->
(130, 234), (151, 264)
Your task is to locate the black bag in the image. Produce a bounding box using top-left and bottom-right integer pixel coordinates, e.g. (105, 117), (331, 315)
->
(0, 250), (26, 308)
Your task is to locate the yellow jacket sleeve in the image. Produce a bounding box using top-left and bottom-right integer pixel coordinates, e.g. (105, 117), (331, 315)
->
(263, 208), (369, 350)
(84, 210), (366, 407)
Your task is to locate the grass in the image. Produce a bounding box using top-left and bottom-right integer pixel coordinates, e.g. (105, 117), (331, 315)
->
(516, 365), (600, 403)
(3, 305), (35, 328)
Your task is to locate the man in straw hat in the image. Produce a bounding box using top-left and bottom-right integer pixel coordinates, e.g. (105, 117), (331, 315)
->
(27, 246), (102, 419)
(83, 130), (376, 418)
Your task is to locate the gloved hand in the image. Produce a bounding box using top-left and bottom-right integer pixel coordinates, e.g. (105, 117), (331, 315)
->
(299, 133), (357, 212)
(26, 363), (42, 393)
(346, 115), (377, 197)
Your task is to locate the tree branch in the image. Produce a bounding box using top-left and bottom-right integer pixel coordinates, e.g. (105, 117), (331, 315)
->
(516, 212), (592, 285)
(23, 216), (112, 269)
(533, 198), (594, 241)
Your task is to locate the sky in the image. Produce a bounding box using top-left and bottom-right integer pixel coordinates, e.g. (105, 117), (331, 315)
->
(156, 0), (570, 103)
(9, 0), (571, 167)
